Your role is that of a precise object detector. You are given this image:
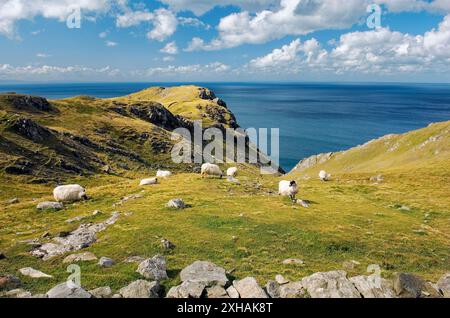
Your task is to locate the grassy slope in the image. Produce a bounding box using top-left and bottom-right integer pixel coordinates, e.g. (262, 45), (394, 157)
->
(0, 89), (449, 295)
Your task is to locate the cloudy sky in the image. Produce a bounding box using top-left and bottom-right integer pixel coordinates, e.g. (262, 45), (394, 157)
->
(1, 0), (450, 82)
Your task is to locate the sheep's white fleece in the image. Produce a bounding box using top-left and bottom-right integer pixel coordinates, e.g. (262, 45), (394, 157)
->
(53, 184), (86, 203)
(201, 163), (223, 177)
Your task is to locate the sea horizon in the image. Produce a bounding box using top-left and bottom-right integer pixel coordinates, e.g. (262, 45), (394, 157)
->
(1, 81), (450, 171)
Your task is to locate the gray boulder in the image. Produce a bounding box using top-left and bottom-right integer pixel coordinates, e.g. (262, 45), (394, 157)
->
(19, 267), (53, 279)
(136, 255), (168, 281)
(437, 273), (450, 297)
(37, 201), (63, 210)
(180, 261), (228, 287)
(226, 285), (240, 298)
(265, 281), (280, 298)
(166, 281), (207, 298)
(275, 274), (289, 285)
(89, 286), (112, 298)
(119, 280), (160, 298)
(393, 273), (442, 298)
(206, 285), (229, 298)
(350, 275), (395, 298)
(63, 252), (98, 263)
(233, 277), (268, 298)
(301, 270), (361, 298)
(46, 282), (92, 298)
(279, 281), (307, 298)
(3, 288), (32, 298)
(98, 257), (115, 267)
(166, 198), (186, 209)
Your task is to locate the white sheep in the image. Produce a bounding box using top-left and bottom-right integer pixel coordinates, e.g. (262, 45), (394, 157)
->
(201, 163), (223, 178)
(156, 170), (172, 178)
(278, 180), (298, 202)
(319, 170), (331, 181)
(227, 167), (238, 177)
(140, 178), (158, 186)
(53, 184), (88, 203)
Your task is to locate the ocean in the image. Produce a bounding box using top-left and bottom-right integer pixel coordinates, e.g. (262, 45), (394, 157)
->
(1, 82), (449, 171)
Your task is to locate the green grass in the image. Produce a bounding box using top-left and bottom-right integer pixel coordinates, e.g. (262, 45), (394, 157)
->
(1, 163), (449, 294)
(0, 88), (449, 296)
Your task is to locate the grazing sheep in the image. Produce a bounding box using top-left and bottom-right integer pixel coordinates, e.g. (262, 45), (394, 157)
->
(319, 170), (331, 181)
(201, 163), (223, 178)
(156, 170), (172, 178)
(53, 185), (88, 203)
(278, 180), (298, 202)
(140, 178), (158, 186)
(227, 167), (238, 177)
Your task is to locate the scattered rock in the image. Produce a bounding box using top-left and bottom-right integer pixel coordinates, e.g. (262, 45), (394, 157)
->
(233, 277), (268, 298)
(301, 271), (361, 298)
(279, 282), (307, 298)
(119, 280), (160, 298)
(19, 267), (53, 279)
(124, 256), (146, 263)
(112, 294), (122, 298)
(180, 261), (228, 287)
(37, 201), (63, 211)
(275, 274), (289, 285)
(89, 286), (112, 298)
(0, 275), (21, 290)
(370, 174), (384, 182)
(136, 255), (168, 281)
(399, 205), (411, 211)
(3, 288), (32, 298)
(161, 238), (176, 250)
(41, 232), (50, 238)
(98, 257), (115, 267)
(166, 198), (186, 209)
(47, 282), (92, 298)
(226, 285), (240, 298)
(92, 210), (102, 216)
(393, 273), (442, 298)
(115, 194), (143, 206)
(265, 281), (280, 298)
(31, 212), (120, 260)
(63, 252), (98, 264)
(0, 252), (6, 260)
(167, 281), (207, 298)
(350, 275), (396, 298)
(7, 198), (19, 204)
(206, 285), (229, 298)
(282, 258), (304, 265)
(437, 273), (450, 298)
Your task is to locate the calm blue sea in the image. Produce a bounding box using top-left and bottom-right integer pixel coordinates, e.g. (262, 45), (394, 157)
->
(1, 82), (450, 171)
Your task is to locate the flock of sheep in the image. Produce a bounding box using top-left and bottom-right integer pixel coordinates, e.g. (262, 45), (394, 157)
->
(51, 163), (331, 205)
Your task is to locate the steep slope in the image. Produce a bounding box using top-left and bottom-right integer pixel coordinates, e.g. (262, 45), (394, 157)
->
(289, 121), (450, 176)
(0, 86), (258, 183)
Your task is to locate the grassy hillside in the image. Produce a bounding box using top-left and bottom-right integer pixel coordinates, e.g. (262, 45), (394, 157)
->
(0, 87), (449, 296)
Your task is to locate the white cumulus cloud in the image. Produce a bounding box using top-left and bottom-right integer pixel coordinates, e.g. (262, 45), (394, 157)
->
(160, 41), (178, 54)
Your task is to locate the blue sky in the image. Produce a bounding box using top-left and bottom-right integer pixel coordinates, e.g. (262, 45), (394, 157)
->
(1, 0), (450, 82)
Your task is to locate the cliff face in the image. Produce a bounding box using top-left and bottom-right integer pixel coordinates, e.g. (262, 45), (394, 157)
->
(0, 86), (274, 183)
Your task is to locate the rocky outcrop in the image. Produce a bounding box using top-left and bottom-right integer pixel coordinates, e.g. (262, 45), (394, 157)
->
(393, 273), (442, 298)
(301, 271), (361, 298)
(46, 283), (92, 298)
(1, 94), (52, 112)
(180, 261), (229, 287)
(290, 152), (334, 174)
(19, 267), (53, 279)
(136, 256), (168, 281)
(233, 277), (268, 298)
(31, 212), (120, 260)
(119, 280), (160, 298)
(350, 275), (395, 298)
